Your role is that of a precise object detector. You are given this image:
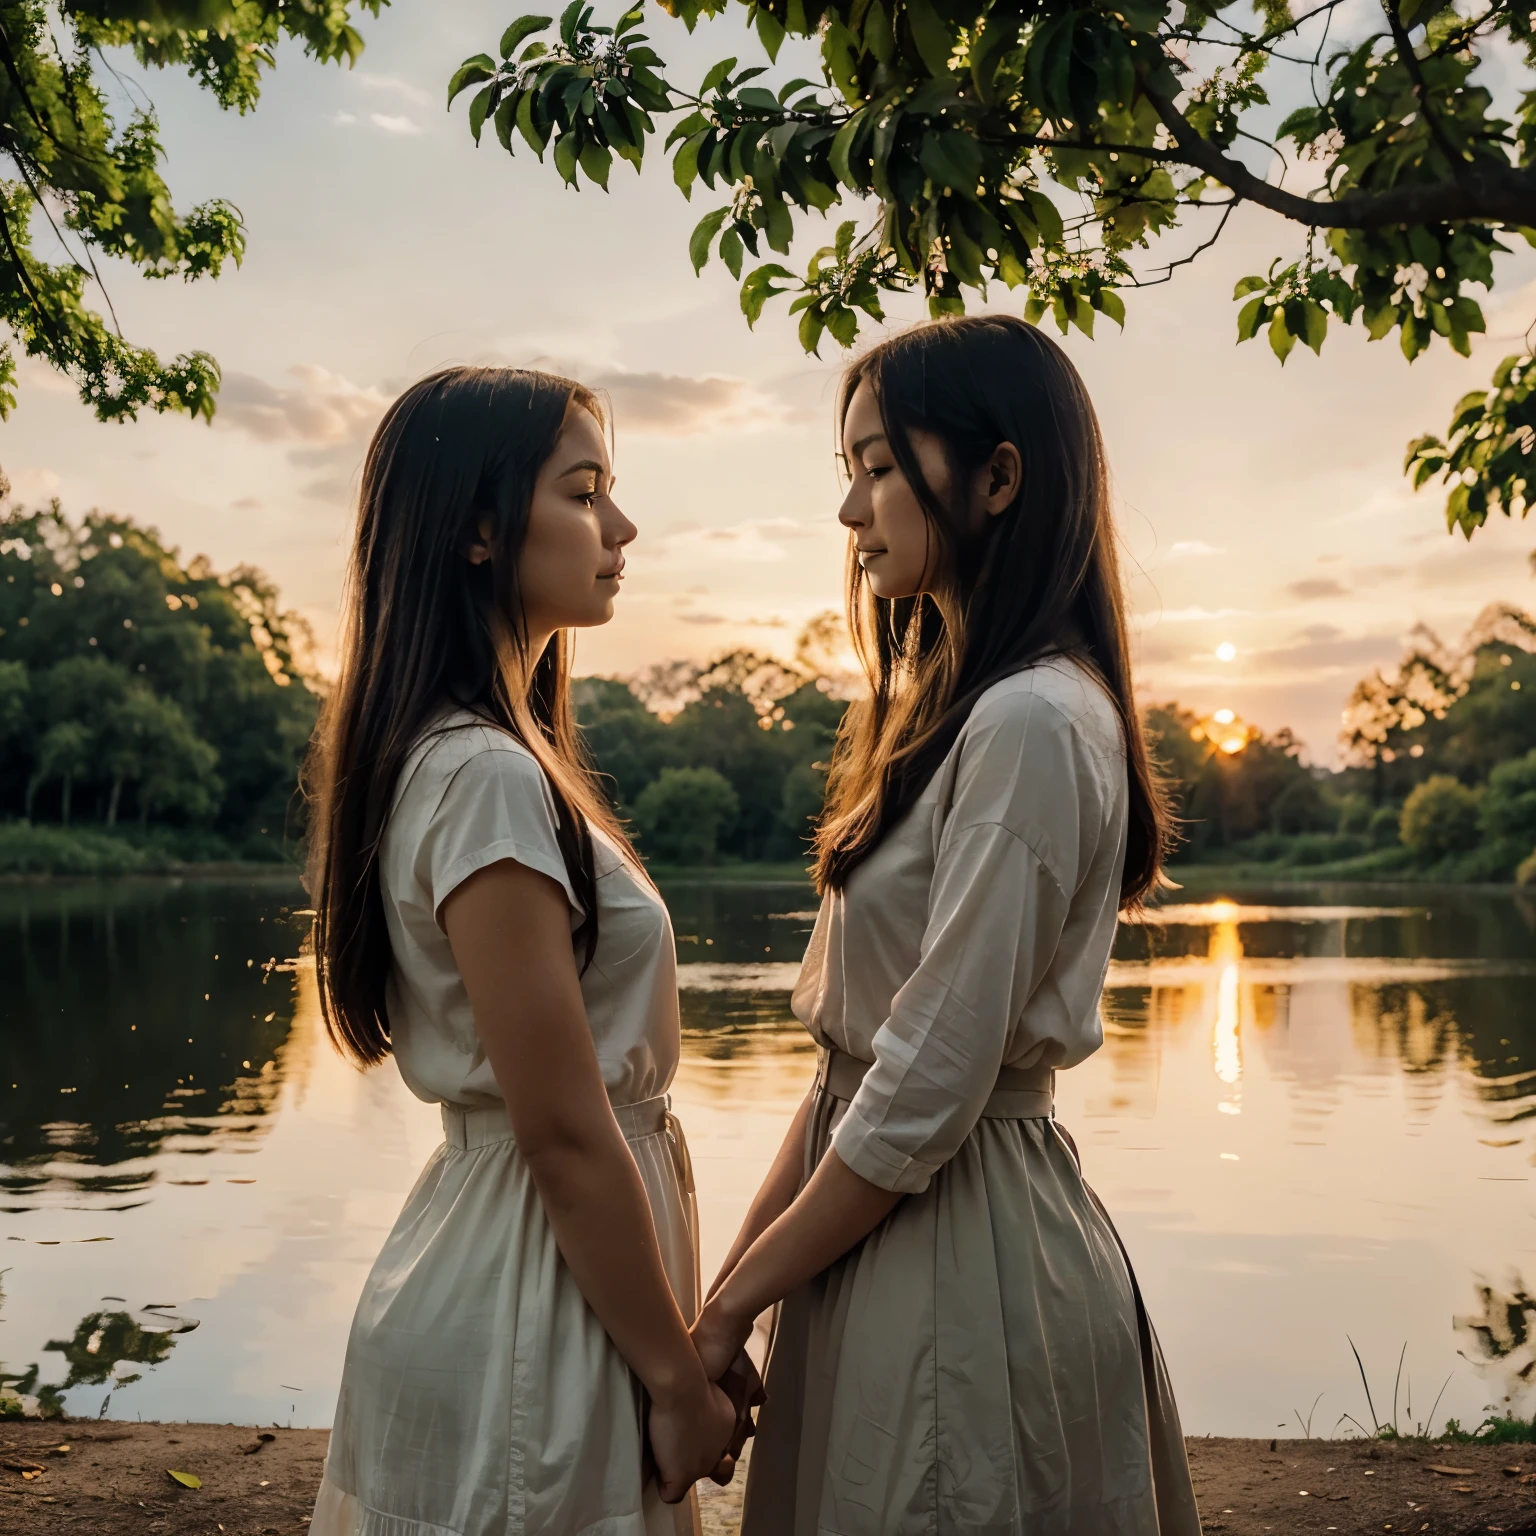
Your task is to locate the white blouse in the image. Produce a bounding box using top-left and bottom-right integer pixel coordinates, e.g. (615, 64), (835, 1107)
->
(791, 658), (1129, 1194)
(378, 710), (680, 1109)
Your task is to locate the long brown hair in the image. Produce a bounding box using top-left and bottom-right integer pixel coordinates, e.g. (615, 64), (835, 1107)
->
(812, 315), (1172, 907)
(305, 366), (636, 1068)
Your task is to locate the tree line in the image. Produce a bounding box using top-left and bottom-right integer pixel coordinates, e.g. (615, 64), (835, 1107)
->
(2, 506), (1533, 883)
(0, 505), (317, 866)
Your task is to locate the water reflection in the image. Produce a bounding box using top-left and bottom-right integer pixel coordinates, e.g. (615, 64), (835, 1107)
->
(0, 879), (305, 1209)
(0, 875), (1532, 1433)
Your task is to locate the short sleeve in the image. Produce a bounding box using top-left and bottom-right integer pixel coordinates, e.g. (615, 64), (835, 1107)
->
(416, 743), (580, 925)
(830, 687), (1105, 1194)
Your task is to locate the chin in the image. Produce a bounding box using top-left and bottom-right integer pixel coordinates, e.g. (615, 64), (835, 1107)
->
(866, 573), (923, 601)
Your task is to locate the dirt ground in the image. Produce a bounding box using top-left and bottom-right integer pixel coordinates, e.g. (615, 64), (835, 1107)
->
(1, 1420), (1532, 1534)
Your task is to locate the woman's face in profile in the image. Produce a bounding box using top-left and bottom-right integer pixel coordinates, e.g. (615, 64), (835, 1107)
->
(837, 379), (951, 601)
(517, 404), (636, 636)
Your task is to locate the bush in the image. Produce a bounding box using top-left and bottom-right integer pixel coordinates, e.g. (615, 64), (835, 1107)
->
(1336, 793), (1373, 836)
(0, 822), (157, 875)
(1481, 748), (1536, 848)
(632, 767), (740, 865)
(1285, 833), (1367, 866)
(1518, 848), (1536, 887)
(1400, 776), (1483, 861)
(1367, 805), (1404, 848)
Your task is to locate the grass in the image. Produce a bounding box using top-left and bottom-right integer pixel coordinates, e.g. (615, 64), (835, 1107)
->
(0, 821), (298, 878)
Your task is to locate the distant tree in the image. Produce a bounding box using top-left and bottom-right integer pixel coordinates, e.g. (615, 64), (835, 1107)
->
(0, 504), (316, 843)
(633, 765), (740, 864)
(1400, 774), (1482, 861)
(574, 676), (673, 807)
(0, 659), (27, 744)
(1480, 749), (1536, 856)
(27, 720), (90, 824)
(0, 0), (390, 438)
(1342, 604), (1536, 798)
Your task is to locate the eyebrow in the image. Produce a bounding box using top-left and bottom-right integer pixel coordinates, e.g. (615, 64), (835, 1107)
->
(556, 459), (606, 479)
(846, 431), (887, 461)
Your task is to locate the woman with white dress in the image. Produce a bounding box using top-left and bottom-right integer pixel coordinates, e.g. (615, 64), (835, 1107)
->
(303, 367), (748, 1536)
(691, 316), (1204, 1534)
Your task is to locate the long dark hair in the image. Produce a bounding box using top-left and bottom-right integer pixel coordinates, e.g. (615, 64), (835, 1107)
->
(812, 315), (1172, 907)
(305, 366), (636, 1068)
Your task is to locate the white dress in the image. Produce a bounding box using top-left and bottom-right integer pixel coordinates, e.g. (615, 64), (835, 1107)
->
(312, 711), (699, 1536)
(742, 659), (1201, 1535)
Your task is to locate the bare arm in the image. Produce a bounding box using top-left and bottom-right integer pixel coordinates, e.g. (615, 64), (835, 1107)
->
(707, 1086), (815, 1299)
(692, 1144), (901, 1377)
(441, 858), (732, 1497)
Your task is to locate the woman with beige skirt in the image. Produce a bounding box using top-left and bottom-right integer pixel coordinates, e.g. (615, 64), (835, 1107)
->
(303, 368), (751, 1536)
(691, 318), (1203, 1534)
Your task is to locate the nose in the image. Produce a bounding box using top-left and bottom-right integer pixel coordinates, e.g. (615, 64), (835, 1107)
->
(838, 481), (868, 531)
(603, 494), (637, 549)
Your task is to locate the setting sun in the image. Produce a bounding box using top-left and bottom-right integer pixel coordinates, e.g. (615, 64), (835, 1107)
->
(1216, 642), (1237, 662)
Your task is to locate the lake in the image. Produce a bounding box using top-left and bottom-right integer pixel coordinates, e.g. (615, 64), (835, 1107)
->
(1, 874), (1532, 1439)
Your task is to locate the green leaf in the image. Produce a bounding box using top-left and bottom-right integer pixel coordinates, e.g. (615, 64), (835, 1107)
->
(764, 198), (794, 253)
(494, 95), (518, 151)
(1023, 191), (1063, 247)
(500, 16), (552, 59)
(700, 56), (738, 94)
(673, 130), (707, 196)
(755, 6), (787, 61)
(740, 262), (797, 325)
(1301, 298), (1327, 354)
(1268, 306), (1296, 363)
(1232, 274), (1266, 299)
(559, 0), (585, 47)
(720, 224), (745, 277)
(469, 83), (498, 144)
(798, 305), (826, 355)
(905, 0), (956, 78)
(1236, 295), (1267, 341)
(826, 304), (859, 346)
(448, 56), (497, 109)
(516, 89), (549, 156)
(689, 207), (730, 272)
(167, 1471), (202, 1490)
(579, 140), (612, 188)
(919, 131), (983, 197)
(554, 132), (580, 184)
(829, 114), (864, 188)
(1096, 289), (1126, 328)
(665, 111), (708, 150)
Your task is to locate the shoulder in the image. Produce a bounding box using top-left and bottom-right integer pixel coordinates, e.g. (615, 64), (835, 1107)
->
(963, 658), (1124, 764)
(393, 711), (552, 824)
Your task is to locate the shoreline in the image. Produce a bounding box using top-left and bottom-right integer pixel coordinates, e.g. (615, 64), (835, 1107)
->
(0, 858), (1528, 893)
(1, 1420), (1531, 1534)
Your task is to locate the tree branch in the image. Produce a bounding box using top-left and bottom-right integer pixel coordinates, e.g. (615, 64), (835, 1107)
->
(1136, 64), (1536, 228)
(1382, 0), (1464, 173)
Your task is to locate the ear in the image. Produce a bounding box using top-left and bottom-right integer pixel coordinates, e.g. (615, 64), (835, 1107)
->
(979, 442), (1023, 518)
(466, 516), (494, 566)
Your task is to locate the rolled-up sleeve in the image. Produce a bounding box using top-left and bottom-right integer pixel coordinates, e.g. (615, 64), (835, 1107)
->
(831, 693), (1093, 1194)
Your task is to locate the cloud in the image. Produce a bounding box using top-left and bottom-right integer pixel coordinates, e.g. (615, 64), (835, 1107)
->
(1287, 576), (1350, 600)
(1291, 622), (1344, 644)
(1165, 540), (1223, 559)
(370, 112), (424, 135)
(679, 612), (728, 625)
(217, 365), (391, 447)
(232, 496), (262, 510)
(358, 72), (431, 107)
(331, 111), (358, 126)
(538, 361), (782, 438)
(1143, 605), (1250, 624)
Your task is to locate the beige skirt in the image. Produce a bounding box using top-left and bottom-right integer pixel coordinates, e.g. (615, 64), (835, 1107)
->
(311, 1096), (701, 1536)
(741, 1076), (1201, 1536)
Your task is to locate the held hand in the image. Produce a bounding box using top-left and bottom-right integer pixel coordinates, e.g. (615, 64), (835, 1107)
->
(690, 1295), (754, 1383)
(705, 1347), (766, 1486)
(647, 1379), (736, 1504)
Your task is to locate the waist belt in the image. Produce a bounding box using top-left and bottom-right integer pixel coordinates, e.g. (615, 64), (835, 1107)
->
(816, 1046), (1055, 1120)
(441, 1093), (671, 1150)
